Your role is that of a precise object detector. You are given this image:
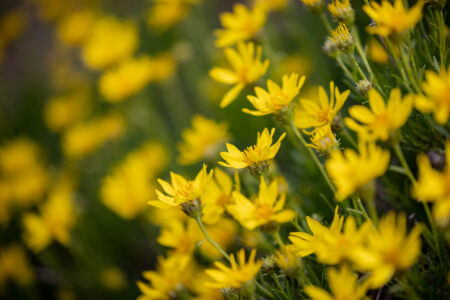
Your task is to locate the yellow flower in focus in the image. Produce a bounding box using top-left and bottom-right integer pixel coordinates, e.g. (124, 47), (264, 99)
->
(305, 124), (339, 155)
(413, 141), (450, 227)
(99, 56), (153, 102)
(147, 0), (199, 32)
(345, 88), (413, 141)
(99, 266), (126, 291)
(0, 244), (34, 287)
(227, 177), (296, 230)
(326, 141), (390, 201)
(243, 73), (306, 116)
(101, 142), (168, 220)
(210, 42), (269, 108)
(82, 16), (138, 70)
(219, 128), (286, 176)
(205, 248), (261, 289)
(214, 3), (267, 48)
(328, 0), (354, 23)
(367, 39), (389, 64)
(294, 81), (350, 129)
(62, 113), (126, 159)
(23, 183), (76, 252)
(363, 0), (424, 37)
(415, 67), (450, 124)
(351, 212), (422, 289)
(305, 265), (368, 300)
(330, 22), (354, 52)
(149, 164), (213, 210)
(177, 115), (230, 165)
(57, 10), (94, 46)
(137, 254), (193, 300)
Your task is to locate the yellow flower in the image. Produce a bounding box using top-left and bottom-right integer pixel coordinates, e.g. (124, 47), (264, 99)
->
(157, 219), (202, 255)
(199, 218), (238, 260)
(0, 244), (34, 287)
(210, 42), (269, 108)
(294, 81), (350, 129)
(100, 142), (168, 220)
(228, 177), (295, 230)
(351, 212), (422, 289)
(219, 128), (286, 176)
(62, 112), (126, 159)
(146, 53), (176, 82)
(415, 67), (450, 124)
(305, 265), (368, 300)
(0, 9), (27, 47)
(214, 3), (267, 48)
(255, 0), (288, 11)
(330, 22), (354, 52)
(81, 16), (137, 70)
(300, 0), (323, 9)
(288, 207), (343, 257)
(205, 248), (261, 289)
(56, 10), (94, 46)
(149, 164), (213, 210)
(413, 141), (450, 227)
(345, 88), (413, 141)
(243, 73), (306, 116)
(304, 124), (339, 155)
(367, 39), (389, 64)
(137, 254), (193, 300)
(273, 247), (302, 277)
(363, 0), (424, 37)
(23, 183), (76, 252)
(99, 267), (126, 291)
(147, 0), (199, 32)
(326, 141), (390, 201)
(328, 0), (354, 23)
(177, 115), (230, 165)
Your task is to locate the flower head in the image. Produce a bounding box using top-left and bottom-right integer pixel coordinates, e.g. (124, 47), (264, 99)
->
(300, 0), (324, 12)
(305, 124), (340, 155)
(205, 248), (261, 289)
(295, 81), (350, 129)
(243, 73), (306, 117)
(345, 88), (413, 141)
(177, 115), (230, 165)
(214, 3), (267, 48)
(227, 177), (296, 230)
(273, 247), (302, 277)
(0, 244), (34, 287)
(363, 0), (424, 37)
(330, 22), (354, 53)
(57, 10), (94, 46)
(414, 66), (450, 124)
(325, 141), (390, 201)
(210, 42), (269, 108)
(328, 0), (354, 23)
(147, 0), (199, 32)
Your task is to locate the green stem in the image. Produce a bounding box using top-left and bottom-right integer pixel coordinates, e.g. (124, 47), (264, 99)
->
(436, 10), (447, 70)
(399, 44), (421, 93)
(385, 38), (414, 93)
(336, 55), (354, 81)
(271, 274), (290, 300)
(274, 231), (285, 247)
(320, 13), (332, 34)
(393, 142), (416, 185)
(351, 197), (363, 225)
(195, 216), (231, 261)
(255, 281), (276, 299)
(350, 54), (368, 80)
(356, 196), (372, 225)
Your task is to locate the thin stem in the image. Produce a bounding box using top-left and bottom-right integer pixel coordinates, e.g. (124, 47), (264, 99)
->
(195, 216), (231, 261)
(351, 197), (363, 225)
(350, 54), (368, 80)
(356, 196), (372, 224)
(274, 231), (285, 247)
(320, 13), (332, 34)
(336, 55), (354, 81)
(399, 44), (421, 93)
(393, 142), (416, 185)
(271, 274), (290, 300)
(437, 10), (447, 70)
(385, 38), (414, 93)
(255, 281), (276, 299)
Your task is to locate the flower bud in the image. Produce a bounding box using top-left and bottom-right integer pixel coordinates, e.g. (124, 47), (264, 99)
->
(356, 79), (373, 97)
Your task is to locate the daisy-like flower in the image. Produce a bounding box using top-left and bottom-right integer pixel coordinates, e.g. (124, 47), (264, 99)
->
(177, 115), (230, 165)
(243, 73), (306, 117)
(148, 164), (213, 217)
(146, 0), (200, 32)
(214, 3), (267, 48)
(414, 67), (450, 124)
(205, 248), (261, 289)
(227, 177), (296, 230)
(210, 42), (269, 108)
(328, 0), (354, 23)
(330, 22), (354, 53)
(305, 265), (368, 300)
(305, 124), (339, 156)
(363, 0), (425, 38)
(351, 212), (422, 289)
(412, 141), (450, 227)
(345, 88), (413, 141)
(325, 141), (390, 201)
(294, 81), (350, 129)
(219, 128), (286, 177)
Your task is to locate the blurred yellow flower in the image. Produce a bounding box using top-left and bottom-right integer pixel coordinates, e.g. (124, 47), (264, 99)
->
(0, 9), (27, 48)
(0, 244), (34, 287)
(149, 164), (213, 210)
(363, 0), (424, 37)
(345, 88), (413, 141)
(326, 141), (390, 201)
(57, 10), (94, 46)
(273, 247), (302, 277)
(305, 265), (368, 300)
(205, 248), (261, 289)
(198, 218), (238, 260)
(147, 0), (199, 32)
(82, 16), (138, 70)
(414, 67), (450, 124)
(305, 124), (339, 155)
(228, 177), (296, 230)
(295, 81), (350, 129)
(214, 3), (267, 48)
(157, 219), (202, 255)
(62, 112), (126, 159)
(243, 73), (306, 116)
(99, 266), (126, 291)
(254, 0), (288, 11)
(351, 212), (422, 289)
(328, 0), (354, 23)
(23, 182), (76, 252)
(101, 142), (168, 220)
(210, 42), (269, 108)
(367, 39), (389, 64)
(220, 128), (286, 176)
(137, 254), (193, 300)
(147, 53), (176, 82)
(177, 115), (230, 165)
(413, 141), (450, 227)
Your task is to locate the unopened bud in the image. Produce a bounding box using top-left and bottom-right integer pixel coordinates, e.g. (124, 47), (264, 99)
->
(356, 79), (373, 96)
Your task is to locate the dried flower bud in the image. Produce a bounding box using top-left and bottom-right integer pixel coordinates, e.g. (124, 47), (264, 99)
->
(356, 79), (373, 96)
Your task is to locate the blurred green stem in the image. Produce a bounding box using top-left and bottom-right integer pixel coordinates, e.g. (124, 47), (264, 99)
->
(271, 274), (290, 300)
(274, 231), (285, 247)
(385, 38), (413, 93)
(350, 54), (368, 81)
(437, 10), (447, 70)
(356, 196), (372, 225)
(195, 216), (230, 261)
